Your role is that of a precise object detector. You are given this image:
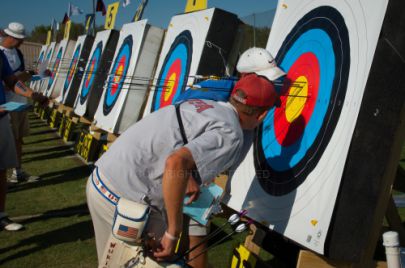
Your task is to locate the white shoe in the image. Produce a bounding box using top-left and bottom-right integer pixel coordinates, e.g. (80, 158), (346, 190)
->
(8, 170), (40, 183)
(0, 216), (24, 231)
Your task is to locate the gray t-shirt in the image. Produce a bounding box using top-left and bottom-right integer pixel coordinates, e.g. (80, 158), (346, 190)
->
(96, 100), (245, 209)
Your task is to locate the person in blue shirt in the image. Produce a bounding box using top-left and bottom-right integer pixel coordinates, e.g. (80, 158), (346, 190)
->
(0, 49), (48, 231)
(1, 23), (42, 183)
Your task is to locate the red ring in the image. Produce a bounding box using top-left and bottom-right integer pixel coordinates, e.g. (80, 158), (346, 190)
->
(159, 59), (181, 108)
(274, 52), (320, 146)
(110, 56), (127, 96)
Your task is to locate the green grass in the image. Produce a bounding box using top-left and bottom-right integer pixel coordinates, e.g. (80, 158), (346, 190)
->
(0, 113), (96, 267)
(0, 112), (276, 267)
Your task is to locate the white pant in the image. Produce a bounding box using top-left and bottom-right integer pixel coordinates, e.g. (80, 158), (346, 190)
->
(86, 171), (167, 262)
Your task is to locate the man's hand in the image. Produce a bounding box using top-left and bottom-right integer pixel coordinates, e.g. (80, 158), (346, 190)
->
(185, 175), (200, 205)
(43, 69), (52, 77)
(153, 232), (178, 261)
(16, 71), (32, 82)
(32, 92), (49, 107)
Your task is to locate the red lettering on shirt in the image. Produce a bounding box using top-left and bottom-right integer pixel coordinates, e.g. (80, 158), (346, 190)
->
(188, 99), (214, 113)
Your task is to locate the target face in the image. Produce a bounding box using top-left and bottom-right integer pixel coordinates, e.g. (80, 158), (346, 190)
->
(254, 6), (350, 196)
(103, 35), (133, 115)
(47, 47), (63, 90)
(37, 50), (45, 66)
(80, 41), (103, 105)
(151, 30), (193, 112)
(45, 47), (54, 65)
(63, 44), (81, 97)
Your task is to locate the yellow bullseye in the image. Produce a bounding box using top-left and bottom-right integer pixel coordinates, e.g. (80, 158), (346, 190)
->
(114, 65), (124, 83)
(285, 76), (308, 123)
(164, 73), (177, 101)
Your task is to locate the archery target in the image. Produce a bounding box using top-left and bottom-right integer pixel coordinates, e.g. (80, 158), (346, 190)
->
(142, 8), (239, 117)
(37, 42), (57, 94)
(46, 45), (63, 94)
(74, 29), (119, 119)
(80, 42), (102, 105)
(61, 44), (81, 99)
(94, 20), (164, 133)
(35, 45), (47, 73)
(30, 44), (47, 91)
(227, 0), (388, 255)
(46, 39), (76, 99)
(103, 35), (133, 114)
(257, 6), (350, 196)
(59, 35), (94, 107)
(152, 30), (192, 112)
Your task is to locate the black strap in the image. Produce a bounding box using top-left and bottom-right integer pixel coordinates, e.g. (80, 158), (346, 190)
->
(175, 103), (188, 144)
(175, 103), (202, 184)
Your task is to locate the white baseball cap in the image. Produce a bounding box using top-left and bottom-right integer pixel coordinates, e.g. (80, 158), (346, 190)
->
(237, 47), (286, 81)
(4, 22), (26, 39)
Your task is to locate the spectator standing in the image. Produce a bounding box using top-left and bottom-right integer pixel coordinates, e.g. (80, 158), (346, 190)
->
(1, 22), (39, 183)
(0, 45), (48, 231)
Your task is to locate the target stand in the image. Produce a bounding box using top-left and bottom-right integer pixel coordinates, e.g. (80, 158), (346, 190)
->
(226, 0), (405, 266)
(56, 34), (95, 107)
(73, 29), (120, 121)
(74, 127), (103, 163)
(44, 38), (76, 99)
(93, 19), (164, 134)
(142, 8), (241, 117)
(49, 107), (62, 129)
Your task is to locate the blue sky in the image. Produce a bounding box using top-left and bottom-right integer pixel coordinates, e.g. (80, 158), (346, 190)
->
(0, 0), (278, 33)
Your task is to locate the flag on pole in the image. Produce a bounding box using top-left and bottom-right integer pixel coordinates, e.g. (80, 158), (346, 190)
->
(51, 18), (59, 31)
(68, 2), (84, 17)
(61, 12), (70, 24)
(132, 0), (148, 22)
(122, 0), (131, 8)
(85, 14), (95, 33)
(96, 0), (107, 16)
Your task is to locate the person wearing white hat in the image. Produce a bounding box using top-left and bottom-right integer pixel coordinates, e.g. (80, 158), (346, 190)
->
(1, 22), (39, 184)
(236, 47), (286, 81)
(0, 44), (48, 232)
(4, 22), (26, 40)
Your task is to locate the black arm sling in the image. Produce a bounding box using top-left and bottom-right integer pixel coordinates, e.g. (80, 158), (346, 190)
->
(175, 103), (202, 184)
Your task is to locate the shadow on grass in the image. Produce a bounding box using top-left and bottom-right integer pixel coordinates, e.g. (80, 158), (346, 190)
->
(22, 149), (75, 163)
(29, 129), (57, 136)
(8, 165), (93, 193)
(0, 219), (94, 265)
(19, 203), (90, 225)
(21, 147), (75, 163)
(29, 123), (48, 129)
(23, 144), (74, 156)
(24, 137), (61, 145)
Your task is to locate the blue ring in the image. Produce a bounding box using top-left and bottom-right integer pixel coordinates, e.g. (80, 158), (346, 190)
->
(80, 42), (102, 105)
(254, 6), (350, 196)
(103, 35), (133, 115)
(63, 44), (81, 96)
(262, 29), (335, 171)
(47, 47), (63, 90)
(37, 51), (45, 65)
(151, 30), (192, 112)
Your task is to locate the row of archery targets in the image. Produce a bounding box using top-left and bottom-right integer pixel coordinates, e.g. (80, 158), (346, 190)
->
(31, 0), (405, 263)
